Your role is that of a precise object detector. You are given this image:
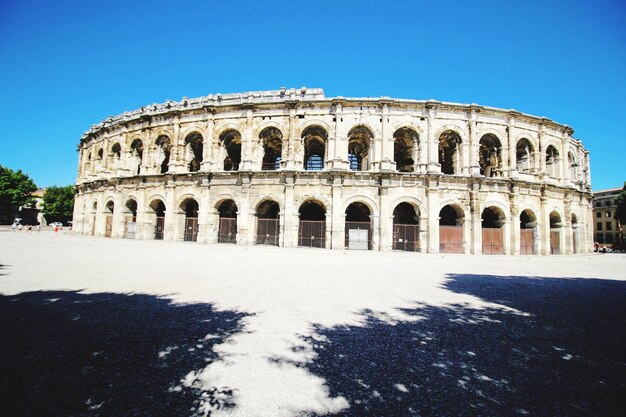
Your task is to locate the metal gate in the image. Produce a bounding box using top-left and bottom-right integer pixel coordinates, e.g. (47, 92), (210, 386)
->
(256, 218), (279, 246)
(154, 217), (165, 240)
(550, 229), (561, 254)
(439, 225), (463, 253)
(124, 219), (137, 239)
(105, 215), (113, 237)
(520, 229), (535, 255)
(184, 217), (198, 242)
(218, 218), (237, 243)
(345, 221), (372, 250)
(572, 230), (577, 254)
(482, 228), (504, 255)
(298, 220), (326, 248)
(393, 224), (419, 252)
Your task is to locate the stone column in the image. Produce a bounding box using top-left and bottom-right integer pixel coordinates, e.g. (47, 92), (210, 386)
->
(426, 104), (440, 173)
(470, 184), (482, 254)
(197, 186), (211, 243)
(508, 117), (518, 178)
(331, 175), (344, 249)
(378, 175), (392, 250)
(283, 175), (297, 247)
(510, 188), (520, 255)
(201, 116), (214, 172)
(539, 193), (548, 255)
(468, 106), (481, 176)
(237, 178), (251, 245)
(239, 110), (254, 171)
(283, 110), (298, 170)
(330, 100), (349, 170)
(426, 182), (440, 253)
(164, 185), (177, 241)
(169, 120), (183, 174)
(379, 102), (395, 171)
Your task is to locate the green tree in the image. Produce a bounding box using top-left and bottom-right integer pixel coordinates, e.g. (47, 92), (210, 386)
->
(0, 165), (38, 223)
(42, 185), (75, 223)
(614, 182), (626, 225)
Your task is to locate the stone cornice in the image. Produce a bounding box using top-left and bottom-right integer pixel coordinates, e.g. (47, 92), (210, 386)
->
(80, 88), (576, 144)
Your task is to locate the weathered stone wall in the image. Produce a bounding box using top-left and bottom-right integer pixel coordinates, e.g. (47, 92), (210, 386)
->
(73, 88), (592, 254)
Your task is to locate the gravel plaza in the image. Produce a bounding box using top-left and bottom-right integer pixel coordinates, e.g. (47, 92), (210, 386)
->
(1, 231), (625, 417)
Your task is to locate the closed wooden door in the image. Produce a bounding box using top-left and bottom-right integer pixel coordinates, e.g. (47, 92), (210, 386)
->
(439, 226), (463, 253)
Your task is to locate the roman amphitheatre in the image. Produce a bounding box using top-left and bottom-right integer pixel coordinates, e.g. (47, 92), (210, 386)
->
(73, 88), (592, 255)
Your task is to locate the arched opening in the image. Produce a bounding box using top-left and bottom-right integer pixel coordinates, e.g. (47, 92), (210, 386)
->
(217, 200), (238, 243)
(256, 200), (280, 246)
(260, 127), (282, 171)
(347, 126), (373, 171)
(111, 143), (122, 172)
(298, 200), (326, 248)
(550, 211), (562, 254)
(439, 204), (464, 253)
(568, 151), (578, 182)
(520, 209), (537, 255)
(571, 213), (579, 254)
(150, 199), (166, 240)
(123, 199), (138, 239)
(85, 152), (92, 174)
(481, 206), (505, 254)
(438, 131), (461, 175)
(104, 200), (114, 237)
(97, 148), (103, 161)
(185, 133), (203, 172)
(345, 202), (372, 250)
(516, 139), (534, 173)
(479, 134), (502, 177)
(393, 128), (417, 172)
(130, 139), (144, 175)
(156, 135), (171, 174)
(302, 126), (327, 171)
(392, 202), (419, 251)
(546, 145), (559, 178)
(220, 130), (241, 171)
(181, 198), (199, 242)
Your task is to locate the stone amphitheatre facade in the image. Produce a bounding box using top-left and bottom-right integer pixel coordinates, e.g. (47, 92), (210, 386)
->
(73, 88), (592, 255)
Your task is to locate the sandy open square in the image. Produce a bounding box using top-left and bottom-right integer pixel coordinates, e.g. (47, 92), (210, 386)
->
(1, 231), (625, 416)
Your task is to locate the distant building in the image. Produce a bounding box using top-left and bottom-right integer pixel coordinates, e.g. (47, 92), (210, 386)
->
(15, 189), (46, 225)
(592, 187), (623, 246)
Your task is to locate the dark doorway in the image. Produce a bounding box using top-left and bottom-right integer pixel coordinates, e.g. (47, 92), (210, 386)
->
(218, 200), (237, 244)
(392, 203), (419, 252)
(482, 207), (505, 255)
(256, 201), (280, 246)
(439, 205), (463, 253)
(520, 210), (536, 255)
(345, 202), (371, 250)
(298, 201), (326, 248)
(182, 199), (199, 242)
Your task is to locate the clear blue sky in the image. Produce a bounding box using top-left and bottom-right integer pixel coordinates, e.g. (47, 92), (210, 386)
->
(1, 0), (624, 190)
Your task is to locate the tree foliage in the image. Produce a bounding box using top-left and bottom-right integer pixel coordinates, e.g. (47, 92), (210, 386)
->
(43, 185), (75, 223)
(614, 182), (626, 225)
(0, 165), (38, 222)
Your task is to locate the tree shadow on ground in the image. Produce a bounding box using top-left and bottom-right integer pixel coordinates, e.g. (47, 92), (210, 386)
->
(304, 275), (626, 417)
(0, 290), (249, 417)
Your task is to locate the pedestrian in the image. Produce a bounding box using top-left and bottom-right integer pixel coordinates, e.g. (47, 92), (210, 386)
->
(594, 241), (599, 252)
(11, 222), (16, 232)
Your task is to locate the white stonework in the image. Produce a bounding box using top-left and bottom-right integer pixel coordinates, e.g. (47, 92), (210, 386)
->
(73, 88), (593, 255)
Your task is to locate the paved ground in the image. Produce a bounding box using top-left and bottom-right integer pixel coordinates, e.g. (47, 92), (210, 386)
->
(1, 231), (625, 417)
